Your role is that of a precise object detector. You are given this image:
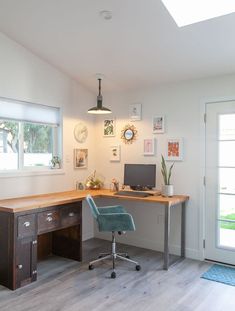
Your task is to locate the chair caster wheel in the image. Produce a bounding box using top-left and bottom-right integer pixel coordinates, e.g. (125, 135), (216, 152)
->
(111, 271), (116, 279)
(136, 265), (141, 271)
(89, 264), (94, 270)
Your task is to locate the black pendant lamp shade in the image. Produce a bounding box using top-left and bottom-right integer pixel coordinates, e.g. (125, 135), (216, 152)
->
(88, 78), (112, 114)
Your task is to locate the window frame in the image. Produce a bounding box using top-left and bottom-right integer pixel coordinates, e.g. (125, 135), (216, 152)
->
(0, 99), (62, 175)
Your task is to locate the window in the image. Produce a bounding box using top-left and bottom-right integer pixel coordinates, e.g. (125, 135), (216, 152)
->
(0, 97), (61, 171)
(0, 120), (19, 170)
(161, 0), (235, 27)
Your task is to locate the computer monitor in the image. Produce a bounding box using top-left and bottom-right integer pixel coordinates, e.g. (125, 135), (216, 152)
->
(124, 164), (156, 191)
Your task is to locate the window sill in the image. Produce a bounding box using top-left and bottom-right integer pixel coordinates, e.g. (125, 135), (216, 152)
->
(0, 169), (65, 178)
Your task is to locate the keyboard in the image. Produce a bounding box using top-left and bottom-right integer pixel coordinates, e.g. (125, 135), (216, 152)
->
(114, 191), (152, 198)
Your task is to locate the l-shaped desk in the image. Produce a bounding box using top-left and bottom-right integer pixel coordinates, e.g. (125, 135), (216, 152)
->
(0, 189), (189, 290)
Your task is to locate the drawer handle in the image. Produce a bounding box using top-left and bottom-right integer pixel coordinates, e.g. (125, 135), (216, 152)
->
(47, 212), (53, 216)
(24, 221), (30, 227)
(18, 264), (23, 269)
(46, 216), (53, 222)
(68, 212), (75, 217)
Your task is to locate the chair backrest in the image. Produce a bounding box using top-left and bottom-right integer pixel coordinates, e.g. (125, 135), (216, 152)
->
(86, 195), (100, 219)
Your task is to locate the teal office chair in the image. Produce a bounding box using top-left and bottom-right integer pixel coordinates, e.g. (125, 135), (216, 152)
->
(86, 195), (141, 278)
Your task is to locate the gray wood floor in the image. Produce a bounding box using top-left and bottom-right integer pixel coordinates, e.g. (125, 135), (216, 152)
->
(0, 238), (235, 311)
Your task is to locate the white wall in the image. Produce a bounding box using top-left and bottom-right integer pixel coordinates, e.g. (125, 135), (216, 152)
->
(0, 32), (96, 240)
(94, 74), (235, 260)
(2, 30), (235, 261)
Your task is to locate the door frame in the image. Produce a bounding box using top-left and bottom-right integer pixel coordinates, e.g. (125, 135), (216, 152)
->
(200, 96), (235, 261)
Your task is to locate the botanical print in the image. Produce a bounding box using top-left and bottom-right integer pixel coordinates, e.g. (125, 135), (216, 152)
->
(110, 145), (120, 161)
(104, 119), (115, 136)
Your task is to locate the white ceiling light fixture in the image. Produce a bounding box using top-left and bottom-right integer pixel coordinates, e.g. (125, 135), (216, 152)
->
(161, 0), (235, 27)
(87, 75), (112, 115)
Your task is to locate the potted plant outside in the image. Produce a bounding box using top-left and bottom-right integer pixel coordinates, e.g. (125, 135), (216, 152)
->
(161, 155), (174, 197)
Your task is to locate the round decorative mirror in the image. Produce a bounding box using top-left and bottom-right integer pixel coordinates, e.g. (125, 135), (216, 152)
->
(124, 129), (134, 140)
(121, 124), (137, 144)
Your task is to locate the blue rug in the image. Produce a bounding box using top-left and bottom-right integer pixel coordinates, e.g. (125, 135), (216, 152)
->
(201, 264), (235, 286)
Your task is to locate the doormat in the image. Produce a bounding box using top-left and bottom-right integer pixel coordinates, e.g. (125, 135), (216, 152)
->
(201, 264), (235, 286)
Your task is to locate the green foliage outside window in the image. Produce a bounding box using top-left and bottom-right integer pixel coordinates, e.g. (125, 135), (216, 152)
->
(220, 214), (235, 230)
(0, 121), (52, 154)
(0, 120), (19, 152)
(23, 123), (52, 153)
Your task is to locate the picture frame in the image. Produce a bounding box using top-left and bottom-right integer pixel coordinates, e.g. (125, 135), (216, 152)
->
(129, 103), (142, 121)
(74, 148), (88, 168)
(103, 119), (115, 137)
(143, 138), (155, 156)
(166, 138), (183, 161)
(110, 145), (120, 162)
(153, 116), (165, 134)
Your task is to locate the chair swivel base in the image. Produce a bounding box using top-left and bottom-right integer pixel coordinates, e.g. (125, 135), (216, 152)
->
(88, 233), (141, 279)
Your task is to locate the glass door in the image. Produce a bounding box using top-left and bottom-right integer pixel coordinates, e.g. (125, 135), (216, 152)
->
(205, 101), (235, 264)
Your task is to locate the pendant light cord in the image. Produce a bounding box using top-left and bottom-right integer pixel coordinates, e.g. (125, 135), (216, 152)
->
(98, 78), (102, 96)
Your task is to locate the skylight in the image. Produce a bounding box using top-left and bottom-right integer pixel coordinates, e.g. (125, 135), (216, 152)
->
(161, 0), (235, 27)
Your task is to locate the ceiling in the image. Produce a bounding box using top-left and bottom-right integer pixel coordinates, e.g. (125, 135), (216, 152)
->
(0, 0), (235, 93)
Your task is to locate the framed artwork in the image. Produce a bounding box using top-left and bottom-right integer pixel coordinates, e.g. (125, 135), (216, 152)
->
(153, 116), (165, 134)
(110, 145), (120, 162)
(103, 119), (115, 136)
(143, 138), (155, 156)
(74, 148), (88, 168)
(166, 138), (183, 161)
(129, 103), (142, 121)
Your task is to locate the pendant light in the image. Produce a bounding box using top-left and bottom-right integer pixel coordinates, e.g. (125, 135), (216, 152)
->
(87, 78), (112, 114)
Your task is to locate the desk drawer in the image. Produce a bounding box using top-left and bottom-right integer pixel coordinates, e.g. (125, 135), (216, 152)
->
(18, 214), (36, 238)
(38, 210), (59, 234)
(60, 204), (81, 228)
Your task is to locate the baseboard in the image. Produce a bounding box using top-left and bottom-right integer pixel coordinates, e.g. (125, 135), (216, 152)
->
(94, 232), (201, 261)
(82, 230), (94, 241)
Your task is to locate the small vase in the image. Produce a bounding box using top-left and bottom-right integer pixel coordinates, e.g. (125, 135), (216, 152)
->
(113, 183), (119, 192)
(162, 185), (174, 197)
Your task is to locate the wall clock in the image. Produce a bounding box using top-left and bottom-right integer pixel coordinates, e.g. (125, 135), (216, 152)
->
(74, 122), (88, 143)
(121, 124), (137, 144)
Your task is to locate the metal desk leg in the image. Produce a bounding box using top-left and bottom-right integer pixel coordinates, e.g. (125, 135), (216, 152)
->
(181, 202), (186, 258)
(163, 204), (170, 270)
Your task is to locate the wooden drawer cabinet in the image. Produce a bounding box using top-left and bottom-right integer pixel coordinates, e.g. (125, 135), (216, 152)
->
(60, 203), (81, 228)
(0, 199), (82, 290)
(18, 214), (36, 238)
(38, 210), (60, 234)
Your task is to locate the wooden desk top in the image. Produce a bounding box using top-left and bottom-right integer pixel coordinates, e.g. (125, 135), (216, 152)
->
(0, 189), (189, 213)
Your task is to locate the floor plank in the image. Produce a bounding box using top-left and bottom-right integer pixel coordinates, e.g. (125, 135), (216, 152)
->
(0, 238), (235, 311)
